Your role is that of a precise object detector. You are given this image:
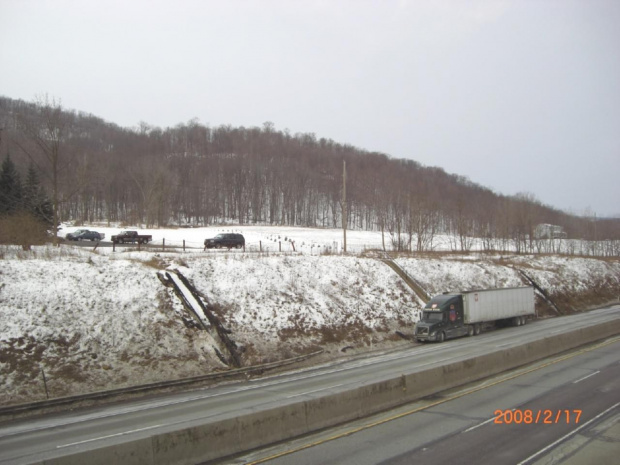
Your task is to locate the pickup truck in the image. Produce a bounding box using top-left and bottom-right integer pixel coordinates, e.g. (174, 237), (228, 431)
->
(66, 229), (105, 241)
(111, 230), (153, 245)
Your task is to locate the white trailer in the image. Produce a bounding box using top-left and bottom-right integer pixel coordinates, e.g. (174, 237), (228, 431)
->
(463, 287), (535, 324)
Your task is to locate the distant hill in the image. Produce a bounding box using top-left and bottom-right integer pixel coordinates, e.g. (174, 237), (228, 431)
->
(0, 95), (618, 253)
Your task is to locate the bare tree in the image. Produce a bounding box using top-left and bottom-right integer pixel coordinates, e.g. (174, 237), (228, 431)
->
(14, 96), (72, 244)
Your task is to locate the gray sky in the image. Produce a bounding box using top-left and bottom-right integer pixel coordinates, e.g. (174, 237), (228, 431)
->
(1, 0), (619, 217)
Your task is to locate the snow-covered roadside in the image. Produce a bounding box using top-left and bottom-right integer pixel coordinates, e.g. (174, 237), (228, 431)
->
(0, 247), (223, 405)
(174, 254), (420, 360)
(395, 254), (620, 314)
(1, 230), (619, 406)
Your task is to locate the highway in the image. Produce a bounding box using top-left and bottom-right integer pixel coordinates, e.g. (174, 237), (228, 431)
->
(0, 305), (618, 464)
(236, 331), (620, 464)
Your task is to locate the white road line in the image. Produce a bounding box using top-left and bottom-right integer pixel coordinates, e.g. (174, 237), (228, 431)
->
(415, 357), (453, 367)
(572, 370), (600, 384)
(57, 424), (163, 449)
(517, 402), (620, 465)
(462, 416), (497, 433)
(463, 408), (514, 433)
(286, 384), (344, 399)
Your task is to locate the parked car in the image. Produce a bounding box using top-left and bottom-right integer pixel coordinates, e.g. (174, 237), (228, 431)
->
(204, 233), (245, 250)
(66, 229), (105, 241)
(66, 229), (88, 240)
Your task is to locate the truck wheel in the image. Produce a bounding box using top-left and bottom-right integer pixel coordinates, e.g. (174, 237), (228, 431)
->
(521, 316), (527, 325)
(437, 332), (445, 343)
(119, 238), (124, 244)
(474, 324), (481, 335)
(467, 325), (474, 337)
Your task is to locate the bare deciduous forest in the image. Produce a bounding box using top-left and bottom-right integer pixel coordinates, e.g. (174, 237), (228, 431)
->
(1, 96), (618, 256)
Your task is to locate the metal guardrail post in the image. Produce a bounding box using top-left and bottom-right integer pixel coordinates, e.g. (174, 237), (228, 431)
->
(41, 369), (49, 400)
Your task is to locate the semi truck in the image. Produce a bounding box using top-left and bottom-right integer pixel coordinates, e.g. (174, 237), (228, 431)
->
(414, 287), (535, 343)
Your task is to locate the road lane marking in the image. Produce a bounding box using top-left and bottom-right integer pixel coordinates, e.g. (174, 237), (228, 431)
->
(56, 424), (163, 449)
(462, 408), (516, 433)
(286, 384), (344, 399)
(463, 408), (520, 433)
(572, 370), (600, 384)
(462, 416), (497, 433)
(516, 402), (620, 465)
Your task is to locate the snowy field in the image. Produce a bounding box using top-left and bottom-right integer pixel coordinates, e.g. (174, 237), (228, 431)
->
(55, 223), (612, 257)
(1, 224), (619, 405)
(59, 223), (385, 254)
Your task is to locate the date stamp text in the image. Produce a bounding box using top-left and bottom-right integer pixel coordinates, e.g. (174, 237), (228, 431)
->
(494, 409), (582, 424)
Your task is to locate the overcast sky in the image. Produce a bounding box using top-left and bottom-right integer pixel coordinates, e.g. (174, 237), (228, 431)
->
(1, 0), (618, 217)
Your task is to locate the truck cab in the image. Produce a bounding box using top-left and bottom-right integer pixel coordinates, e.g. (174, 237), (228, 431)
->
(414, 294), (468, 342)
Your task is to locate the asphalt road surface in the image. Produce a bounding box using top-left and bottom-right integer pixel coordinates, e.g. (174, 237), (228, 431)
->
(0, 306), (618, 464)
(235, 336), (620, 465)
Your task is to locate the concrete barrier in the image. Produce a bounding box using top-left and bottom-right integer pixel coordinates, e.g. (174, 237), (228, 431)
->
(40, 318), (620, 465)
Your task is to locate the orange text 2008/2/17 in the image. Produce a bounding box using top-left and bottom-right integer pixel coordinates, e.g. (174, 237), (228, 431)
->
(493, 409), (582, 425)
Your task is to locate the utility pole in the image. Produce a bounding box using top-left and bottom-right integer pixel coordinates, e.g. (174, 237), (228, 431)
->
(342, 160), (347, 253)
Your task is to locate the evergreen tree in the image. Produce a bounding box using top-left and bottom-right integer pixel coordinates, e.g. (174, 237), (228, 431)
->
(23, 163), (53, 225)
(0, 154), (22, 215)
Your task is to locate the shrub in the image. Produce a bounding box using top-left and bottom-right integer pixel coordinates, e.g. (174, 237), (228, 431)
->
(0, 212), (49, 250)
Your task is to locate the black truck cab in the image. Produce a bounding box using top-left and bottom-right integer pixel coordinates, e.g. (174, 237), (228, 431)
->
(414, 294), (468, 342)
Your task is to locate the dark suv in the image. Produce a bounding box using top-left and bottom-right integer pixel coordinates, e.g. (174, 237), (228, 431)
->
(204, 233), (245, 250)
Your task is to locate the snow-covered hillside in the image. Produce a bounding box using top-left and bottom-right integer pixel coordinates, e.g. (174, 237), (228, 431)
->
(1, 225), (618, 406)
